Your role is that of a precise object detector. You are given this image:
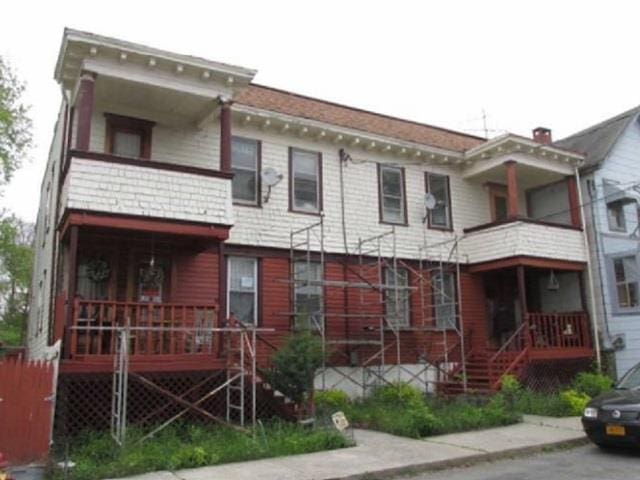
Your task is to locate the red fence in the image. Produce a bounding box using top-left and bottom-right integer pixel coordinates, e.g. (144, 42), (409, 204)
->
(0, 359), (54, 464)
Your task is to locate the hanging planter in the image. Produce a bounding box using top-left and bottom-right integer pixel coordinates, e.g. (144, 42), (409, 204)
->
(86, 258), (110, 283)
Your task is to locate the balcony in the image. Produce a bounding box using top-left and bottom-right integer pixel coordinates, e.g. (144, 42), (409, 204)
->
(60, 151), (234, 229)
(461, 218), (587, 265)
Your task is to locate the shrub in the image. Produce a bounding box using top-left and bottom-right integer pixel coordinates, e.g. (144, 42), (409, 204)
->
(266, 332), (324, 409)
(315, 389), (350, 414)
(498, 374), (522, 410)
(371, 382), (424, 408)
(572, 371), (613, 398)
(559, 389), (590, 416)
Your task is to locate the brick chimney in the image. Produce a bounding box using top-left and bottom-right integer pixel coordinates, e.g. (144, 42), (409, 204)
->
(532, 127), (552, 144)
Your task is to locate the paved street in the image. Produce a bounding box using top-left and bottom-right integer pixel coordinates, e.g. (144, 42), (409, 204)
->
(411, 445), (640, 480)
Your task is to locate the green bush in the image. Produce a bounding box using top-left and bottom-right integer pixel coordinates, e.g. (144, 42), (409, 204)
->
(315, 389), (350, 414)
(371, 382), (425, 407)
(572, 371), (613, 398)
(559, 389), (590, 416)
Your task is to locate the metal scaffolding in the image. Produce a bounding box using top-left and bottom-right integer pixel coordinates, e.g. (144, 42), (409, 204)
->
(288, 215), (467, 396)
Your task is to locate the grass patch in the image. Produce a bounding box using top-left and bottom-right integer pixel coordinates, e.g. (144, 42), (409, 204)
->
(316, 383), (520, 439)
(51, 421), (350, 480)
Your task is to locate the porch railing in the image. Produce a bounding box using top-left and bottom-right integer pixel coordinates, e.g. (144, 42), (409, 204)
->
(69, 299), (219, 357)
(525, 312), (591, 351)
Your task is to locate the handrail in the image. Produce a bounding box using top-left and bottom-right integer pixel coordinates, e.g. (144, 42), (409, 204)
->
(489, 321), (527, 364)
(491, 347), (528, 390)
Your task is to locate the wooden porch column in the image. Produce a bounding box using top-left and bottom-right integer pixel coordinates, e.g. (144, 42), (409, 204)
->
(219, 100), (232, 172)
(567, 176), (582, 228)
(504, 160), (519, 219)
(75, 72), (96, 151)
(517, 265), (530, 348)
(63, 225), (79, 358)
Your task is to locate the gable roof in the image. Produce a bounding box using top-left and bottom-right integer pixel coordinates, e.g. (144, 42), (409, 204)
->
(235, 84), (485, 153)
(554, 105), (640, 169)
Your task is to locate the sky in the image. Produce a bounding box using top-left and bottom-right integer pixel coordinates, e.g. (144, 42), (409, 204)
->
(1, 0), (639, 222)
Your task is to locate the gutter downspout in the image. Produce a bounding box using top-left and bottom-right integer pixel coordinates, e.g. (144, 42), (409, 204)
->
(575, 166), (602, 370)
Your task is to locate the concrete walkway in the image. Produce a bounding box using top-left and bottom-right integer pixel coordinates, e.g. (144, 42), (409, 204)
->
(112, 416), (587, 480)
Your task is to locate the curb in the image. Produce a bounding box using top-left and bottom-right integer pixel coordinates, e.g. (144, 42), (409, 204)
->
(329, 436), (590, 480)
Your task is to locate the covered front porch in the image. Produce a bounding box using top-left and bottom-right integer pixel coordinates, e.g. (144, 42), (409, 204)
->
(54, 216), (232, 373)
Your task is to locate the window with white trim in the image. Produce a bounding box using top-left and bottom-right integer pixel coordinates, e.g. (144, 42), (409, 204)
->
(426, 173), (452, 229)
(379, 165), (406, 224)
(613, 256), (639, 309)
(294, 261), (323, 330)
(607, 202), (626, 232)
(433, 270), (456, 328)
(231, 137), (259, 205)
(384, 268), (410, 328)
(227, 256), (258, 325)
(291, 148), (321, 213)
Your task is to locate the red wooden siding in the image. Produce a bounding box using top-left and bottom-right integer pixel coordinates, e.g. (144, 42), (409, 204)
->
(0, 360), (55, 465)
(172, 246), (219, 304)
(459, 271), (488, 352)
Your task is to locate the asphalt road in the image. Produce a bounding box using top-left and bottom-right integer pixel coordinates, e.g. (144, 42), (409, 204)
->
(408, 444), (640, 480)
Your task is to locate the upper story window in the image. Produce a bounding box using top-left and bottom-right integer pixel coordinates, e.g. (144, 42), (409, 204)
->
(227, 256), (258, 325)
(384, 268), (410, 328)
(293, 261), (323, 330)
(607, 201), (626, 232)
(231, 137), (260, 206)
(379, 164), (407, 225)
(426, 173), (452, 230)
(290, 148), (322, 214)
(433, 270), (456, 329)
(612, 255), (639, 310)
(105, 113), (154, 159)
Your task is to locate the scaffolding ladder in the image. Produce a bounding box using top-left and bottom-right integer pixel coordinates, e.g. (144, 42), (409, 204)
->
(111, 327), (129, 446)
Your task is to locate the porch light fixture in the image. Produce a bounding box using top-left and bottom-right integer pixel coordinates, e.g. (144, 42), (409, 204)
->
(547, 270), (559, 291)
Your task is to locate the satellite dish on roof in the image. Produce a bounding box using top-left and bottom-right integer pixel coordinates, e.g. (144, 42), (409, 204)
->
(424, 193), (437, 210)
(262, 167), (283, 187)
(261, 167), (283, 204)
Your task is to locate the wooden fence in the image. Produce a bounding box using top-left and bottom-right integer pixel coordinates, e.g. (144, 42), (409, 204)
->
(0, 359), (54, 464)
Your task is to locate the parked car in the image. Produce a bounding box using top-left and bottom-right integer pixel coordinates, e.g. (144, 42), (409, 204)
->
(582, 362), (640, 448)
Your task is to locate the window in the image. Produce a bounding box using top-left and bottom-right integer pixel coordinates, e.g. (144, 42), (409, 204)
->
(379, 165), (407, 224)
(294, 261), (323, 330)
(105, 113), (154, 159)
(488, 185), (508, 222)
(231, 137), (260, 205)
(426, 173), (452, 229)
(607, 202), (626, 232)
(77, 256), (110, 301)
(613, 256), (639, 310)
(384, 268), (410, 328)
(227, 256), (258, 325)
(290, 148), (321, 213)
(433, 271), (456, 328)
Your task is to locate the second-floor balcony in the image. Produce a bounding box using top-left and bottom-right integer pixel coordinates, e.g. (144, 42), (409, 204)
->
(60, 151), (235, 227)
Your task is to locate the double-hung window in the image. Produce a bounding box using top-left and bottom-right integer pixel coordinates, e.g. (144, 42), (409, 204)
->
(612, 255), (639, 310)
(426, 173), (452, 229)
(105, 114), (154, 159)
(293, 261), (323, 330)
(433, 271), (456, 328)
(384, 268), (410, 328)
(379, 165), (406, 224)
(607, 202), (626, 232)
(290, 148), (322, 214)
(231, 137), (260, 205)
(227, 256), (258, 325)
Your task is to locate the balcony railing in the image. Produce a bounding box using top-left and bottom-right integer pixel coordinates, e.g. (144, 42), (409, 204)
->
(525, 312), (591, 351)
(69, 300), (219, 357)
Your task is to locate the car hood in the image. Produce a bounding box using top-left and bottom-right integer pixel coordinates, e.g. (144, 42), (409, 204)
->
(589, 389), (640, 408)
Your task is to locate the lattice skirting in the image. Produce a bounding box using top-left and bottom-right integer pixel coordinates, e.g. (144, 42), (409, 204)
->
(53, 370), (284, 440)
(521, 358), (592, 393)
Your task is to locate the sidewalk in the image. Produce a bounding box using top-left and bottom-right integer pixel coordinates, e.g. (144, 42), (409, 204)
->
(111, 416), (588, 480)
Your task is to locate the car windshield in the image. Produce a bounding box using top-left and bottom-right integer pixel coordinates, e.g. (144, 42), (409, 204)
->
(616, 364), (640, 389)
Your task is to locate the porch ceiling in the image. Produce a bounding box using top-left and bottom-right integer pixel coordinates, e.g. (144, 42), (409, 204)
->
(94, 76), (218, 127)
(464, 159), (566, 190)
